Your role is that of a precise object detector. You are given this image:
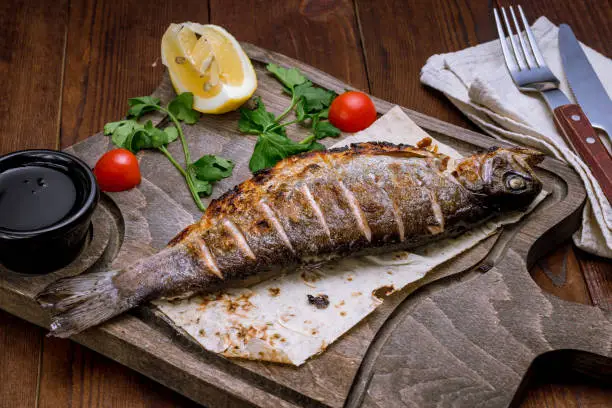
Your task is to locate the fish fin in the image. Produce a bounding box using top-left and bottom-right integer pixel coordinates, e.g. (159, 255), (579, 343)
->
(508, 146), (545, 166)
(36, 270), (131, 338)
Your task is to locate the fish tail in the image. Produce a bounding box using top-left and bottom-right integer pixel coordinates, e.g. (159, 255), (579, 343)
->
(36, 270), (135, 338)
(36, 243), (219, 338)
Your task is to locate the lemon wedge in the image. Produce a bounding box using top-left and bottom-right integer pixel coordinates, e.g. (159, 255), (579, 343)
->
(161, 23), (257, 114)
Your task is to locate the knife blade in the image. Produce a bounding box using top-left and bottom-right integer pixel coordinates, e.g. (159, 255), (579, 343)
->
(559, 24), (612, 139)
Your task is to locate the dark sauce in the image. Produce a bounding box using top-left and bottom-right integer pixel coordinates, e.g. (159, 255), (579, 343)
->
(0, 165), (77, 231)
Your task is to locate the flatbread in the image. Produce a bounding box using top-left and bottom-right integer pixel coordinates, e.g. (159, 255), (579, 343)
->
(154, 106), (547, 366)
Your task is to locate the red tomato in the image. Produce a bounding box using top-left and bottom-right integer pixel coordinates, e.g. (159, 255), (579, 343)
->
(328, 91), (377, 133)
(94, 149), (141, 192)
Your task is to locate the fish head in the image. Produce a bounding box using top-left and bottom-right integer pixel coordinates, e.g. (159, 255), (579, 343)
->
(454, 146), (544, 211)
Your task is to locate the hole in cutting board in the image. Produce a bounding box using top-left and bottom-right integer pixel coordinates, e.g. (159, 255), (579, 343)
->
(511, 350), (612, 407)
(530, 241), (594, 306)
(514, 162), (606, 309)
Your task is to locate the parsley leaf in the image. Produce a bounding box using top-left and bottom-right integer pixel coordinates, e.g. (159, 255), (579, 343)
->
(103, 119), (138, 136)
(129, 96), (161, 106)
(168, 92), (200, 124)
(249, 132), (323, 172)
(127, 96), (161, 118)
(313, 121), (341, 140)
(310, 141), (326, 151)
(107, 121), (163, 152)
(191, 155), (235, 182)
(190, 175), (212, 196)
(294, 82), (335, 113)
(266, 63), (308, 90)
(105, 120), (178, 152)
(187, 154), (234, 197)
(130, 121), (175, 151)
(238, 97), (285, 136)
(163, 126), (179, 143)
(103, 119), (143, 148)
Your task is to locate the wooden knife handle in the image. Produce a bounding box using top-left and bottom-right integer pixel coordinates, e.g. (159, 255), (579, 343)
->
(553, 104), (612, 204)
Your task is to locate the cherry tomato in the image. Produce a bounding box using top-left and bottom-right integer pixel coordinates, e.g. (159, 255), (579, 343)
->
(328, 91), (377, 133)
(94, 149), (141, 192)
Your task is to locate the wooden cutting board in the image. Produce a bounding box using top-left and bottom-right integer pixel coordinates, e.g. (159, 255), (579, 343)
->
(0, 44), (610, 408)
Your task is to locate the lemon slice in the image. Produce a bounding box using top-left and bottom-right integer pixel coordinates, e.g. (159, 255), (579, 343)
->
(161, 23), (257, 114)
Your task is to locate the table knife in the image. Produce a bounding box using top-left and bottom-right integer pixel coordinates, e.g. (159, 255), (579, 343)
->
(559, 24), (612, 144)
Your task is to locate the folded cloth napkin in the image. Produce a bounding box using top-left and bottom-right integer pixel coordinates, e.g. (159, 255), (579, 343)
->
(421, 16), (612, 258)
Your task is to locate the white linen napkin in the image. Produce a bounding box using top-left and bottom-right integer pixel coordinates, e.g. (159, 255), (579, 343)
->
(421, 16), (612, 258)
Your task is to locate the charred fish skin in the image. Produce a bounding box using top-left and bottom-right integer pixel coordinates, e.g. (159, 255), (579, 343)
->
(36, 142), (544, 337)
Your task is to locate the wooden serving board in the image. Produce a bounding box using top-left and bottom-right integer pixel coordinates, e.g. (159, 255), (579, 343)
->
(1, 44), (611, 408)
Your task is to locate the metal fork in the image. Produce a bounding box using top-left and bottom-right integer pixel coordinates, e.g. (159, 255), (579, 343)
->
(493, 5), (567, 108)
(493, 5), (612, 203)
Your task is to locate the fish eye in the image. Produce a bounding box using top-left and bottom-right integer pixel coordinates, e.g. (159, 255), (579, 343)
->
(506, 174), (526, 190)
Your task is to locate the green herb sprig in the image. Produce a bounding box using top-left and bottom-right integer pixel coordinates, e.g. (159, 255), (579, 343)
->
(238, 64), (340, 172)
(103, 92), (234, 211)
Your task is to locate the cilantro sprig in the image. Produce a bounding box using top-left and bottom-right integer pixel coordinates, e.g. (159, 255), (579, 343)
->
(104, 92), (233, 211)
(239, 64), (340, 172)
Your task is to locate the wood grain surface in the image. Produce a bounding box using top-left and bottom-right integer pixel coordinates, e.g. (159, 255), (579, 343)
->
(0, 0), (610, 407)
(0, 48), (606, 408)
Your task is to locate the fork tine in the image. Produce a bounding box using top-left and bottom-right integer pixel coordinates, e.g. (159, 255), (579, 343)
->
(518, 5), (545, 67)
(493, 8), (519, 72)
(509, 6), (537, 69)
(500, 7), (527, 70)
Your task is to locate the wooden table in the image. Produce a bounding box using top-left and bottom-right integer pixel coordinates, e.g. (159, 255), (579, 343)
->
(1, 0), (610, 406)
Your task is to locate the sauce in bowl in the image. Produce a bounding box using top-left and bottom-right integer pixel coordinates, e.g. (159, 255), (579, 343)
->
(0, 166), (77, 231)
(0, 150), (99, 274)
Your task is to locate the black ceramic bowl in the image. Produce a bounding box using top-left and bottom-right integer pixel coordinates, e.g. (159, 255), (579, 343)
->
(0, 150), (99, 274)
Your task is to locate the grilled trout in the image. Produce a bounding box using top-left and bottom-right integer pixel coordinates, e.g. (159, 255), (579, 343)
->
(37, 142), (543, 337)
